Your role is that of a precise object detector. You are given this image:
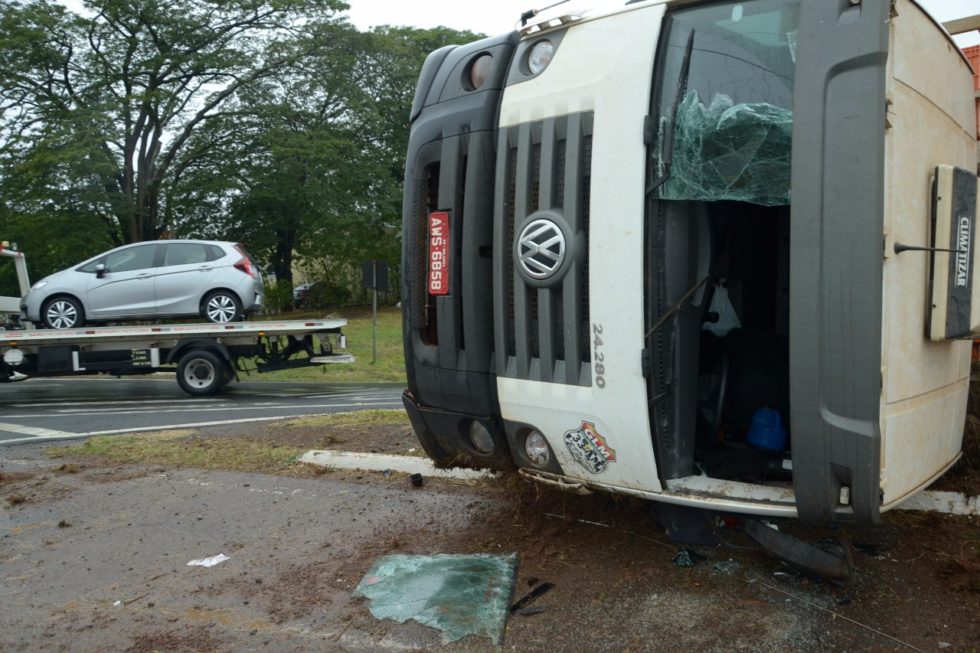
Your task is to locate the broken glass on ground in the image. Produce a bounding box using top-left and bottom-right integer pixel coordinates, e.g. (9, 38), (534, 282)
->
(673, 547), (708, 568)
(657, 91), (793, 206)
(353, 553), (517, 645)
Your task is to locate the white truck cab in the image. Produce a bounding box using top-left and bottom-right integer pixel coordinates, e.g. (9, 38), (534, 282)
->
(400, 0), (979, 526)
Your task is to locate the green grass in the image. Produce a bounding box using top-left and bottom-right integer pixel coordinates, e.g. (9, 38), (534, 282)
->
(47, 431), (306, 473)
(244, 305), (406, 384)
(280, 409), (409, 429)
(44, 410), (414, 472)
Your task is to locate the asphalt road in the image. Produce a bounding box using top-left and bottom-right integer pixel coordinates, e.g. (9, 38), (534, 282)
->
(0, 377), (405, 446)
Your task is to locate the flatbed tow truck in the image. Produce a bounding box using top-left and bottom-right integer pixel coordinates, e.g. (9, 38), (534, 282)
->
(0, 244), (353, 395)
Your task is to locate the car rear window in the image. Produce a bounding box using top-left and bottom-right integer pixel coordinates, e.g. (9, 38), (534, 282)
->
(163, 243), (214, 266)
(206, 244), (226, 261)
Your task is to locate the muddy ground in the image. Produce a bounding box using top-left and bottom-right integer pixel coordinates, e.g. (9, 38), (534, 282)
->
(2, 417), (980, 652)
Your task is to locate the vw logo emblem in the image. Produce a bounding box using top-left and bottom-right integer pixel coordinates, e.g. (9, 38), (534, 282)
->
(517, 218), (566, 280)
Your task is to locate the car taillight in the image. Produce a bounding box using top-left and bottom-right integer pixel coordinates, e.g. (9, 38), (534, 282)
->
(234, 257), (257, 278)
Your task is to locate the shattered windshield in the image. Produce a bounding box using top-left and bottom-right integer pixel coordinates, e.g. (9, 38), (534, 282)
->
(652, 0), (800, 206)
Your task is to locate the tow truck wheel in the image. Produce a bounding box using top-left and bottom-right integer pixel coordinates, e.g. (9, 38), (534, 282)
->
(202, 291), (242, 323)
(42, 296), (84, 329)
(176, 350), (228, 396)
(219, 363), (236, 389)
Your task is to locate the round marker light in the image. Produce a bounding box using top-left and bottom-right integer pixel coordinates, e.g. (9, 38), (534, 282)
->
(467, 421), (495, 454)
(527, 40), (555, 75)
(524, 430), (551, 467)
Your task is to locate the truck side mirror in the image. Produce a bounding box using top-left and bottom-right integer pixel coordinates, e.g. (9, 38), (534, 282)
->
(95, 263), (106, 279)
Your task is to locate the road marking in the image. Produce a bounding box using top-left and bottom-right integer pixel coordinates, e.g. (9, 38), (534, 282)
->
(0, 423), (76, 439)
(0, 405), (404, 445)
(2, 400), (402, 420)
(0, 415), (326, 445)
(10, 398), (221, 408)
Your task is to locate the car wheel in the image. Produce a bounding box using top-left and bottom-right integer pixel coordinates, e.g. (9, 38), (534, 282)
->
(176, 350), (228, 396)
(202, 291), (242, 323)
(42, 296), (84, 329)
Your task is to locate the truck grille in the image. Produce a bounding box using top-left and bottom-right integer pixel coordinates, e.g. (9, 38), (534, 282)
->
(494, 112), (594, 386)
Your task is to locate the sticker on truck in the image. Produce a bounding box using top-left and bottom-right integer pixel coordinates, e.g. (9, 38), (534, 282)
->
(564, 421), (617, 474)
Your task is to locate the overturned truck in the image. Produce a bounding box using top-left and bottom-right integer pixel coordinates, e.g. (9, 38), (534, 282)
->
(400, 0), (979, 530)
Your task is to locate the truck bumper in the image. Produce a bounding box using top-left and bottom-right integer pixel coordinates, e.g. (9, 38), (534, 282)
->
(401, 390), (514, 472)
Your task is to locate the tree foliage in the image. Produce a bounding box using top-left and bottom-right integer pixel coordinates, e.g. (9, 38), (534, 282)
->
(0, 0), (347, 247)
(0, 0), (481, 303)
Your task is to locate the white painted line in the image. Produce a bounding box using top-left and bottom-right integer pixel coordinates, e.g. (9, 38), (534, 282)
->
(0, 422), (77, 439)
(299, 449), (496, 481)
(3, 400), (403, 419)
(0, 414), (338, 445)
(11, 398), (220, 408)
(898, 490), (980, 516)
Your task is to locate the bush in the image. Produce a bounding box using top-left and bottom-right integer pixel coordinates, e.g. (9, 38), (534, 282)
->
(262, 281), (294, 314)
(305, 280), (352, 308)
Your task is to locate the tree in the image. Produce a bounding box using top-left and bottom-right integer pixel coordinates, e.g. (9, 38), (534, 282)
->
(0, 0), (348, 249)
(170, 21), (371, 285)
(173, 23), (481, 298)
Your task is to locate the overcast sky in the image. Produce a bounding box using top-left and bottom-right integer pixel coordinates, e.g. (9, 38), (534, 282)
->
(344, 0), (979, 46)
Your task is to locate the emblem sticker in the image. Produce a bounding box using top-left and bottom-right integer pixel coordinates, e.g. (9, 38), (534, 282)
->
(563, 421), (616, 474)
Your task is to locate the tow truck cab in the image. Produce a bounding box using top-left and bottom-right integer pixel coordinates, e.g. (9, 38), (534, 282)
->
(401, 0), (980, 523)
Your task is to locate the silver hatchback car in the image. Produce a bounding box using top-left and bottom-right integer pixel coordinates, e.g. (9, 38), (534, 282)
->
(21, 240), (264, 329)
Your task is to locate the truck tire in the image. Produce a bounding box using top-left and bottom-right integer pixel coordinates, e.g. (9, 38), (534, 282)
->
(219, 363), (236, 389)
(176, 350), (228, 396)
(42, 296), (84, 329)
(202, 290), (242, 323)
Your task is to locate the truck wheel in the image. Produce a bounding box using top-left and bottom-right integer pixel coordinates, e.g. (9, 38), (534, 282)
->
(202, 290), (242, 323)
(219, 363), (236, 389)
(176, 350), (228, 396)
(42, 296), (84, 329)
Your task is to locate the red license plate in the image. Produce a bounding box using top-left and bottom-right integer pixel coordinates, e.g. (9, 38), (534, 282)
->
(428, 211), (450, 295)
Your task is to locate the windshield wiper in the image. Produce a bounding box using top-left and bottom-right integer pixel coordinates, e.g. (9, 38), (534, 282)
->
(647, 29), (695, 196)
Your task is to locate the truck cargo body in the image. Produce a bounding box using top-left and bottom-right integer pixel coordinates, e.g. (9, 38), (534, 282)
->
(401, 0), (979, 523)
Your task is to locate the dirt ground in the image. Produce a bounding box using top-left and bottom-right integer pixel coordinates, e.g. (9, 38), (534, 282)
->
(3, 412), (980, 653)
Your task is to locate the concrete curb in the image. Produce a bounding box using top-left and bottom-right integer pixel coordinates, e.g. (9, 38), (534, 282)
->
(299, 449), (497, 481)
(897, 490), (980, 516)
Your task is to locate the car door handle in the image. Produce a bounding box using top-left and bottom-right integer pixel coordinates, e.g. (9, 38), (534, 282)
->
(137, 273), (152, 278)
(198, 266), (212, 271)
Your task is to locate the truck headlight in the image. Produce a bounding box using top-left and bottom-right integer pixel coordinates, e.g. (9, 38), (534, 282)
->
(467, 421), (495, 454)
(524, 430), (551, 466)
(527, 40), (555, 75)
(467, 53), (494, 90)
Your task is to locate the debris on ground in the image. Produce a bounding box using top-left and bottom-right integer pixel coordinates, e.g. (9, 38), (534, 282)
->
(712, 559), (740, 575)
(510, 581), (555, 614)
(673, 548), (708, 568)
(353, 553), (517, 645)
(186, 553), (231, 568)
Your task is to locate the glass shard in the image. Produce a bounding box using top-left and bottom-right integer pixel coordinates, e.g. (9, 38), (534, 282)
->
(353, 553), (518, 645)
